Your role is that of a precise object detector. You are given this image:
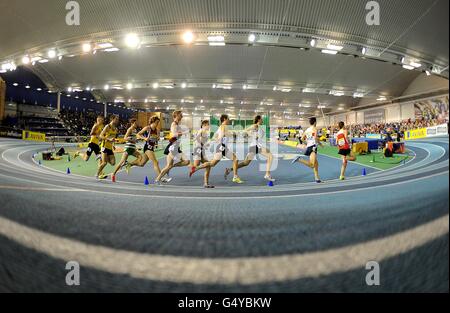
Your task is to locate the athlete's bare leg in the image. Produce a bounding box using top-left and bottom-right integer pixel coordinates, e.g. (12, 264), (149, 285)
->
(96, 153), (109, 177)
(156, 155), (175, 182)
(113, 153), (129, 176)
(260, 148), (274, 177)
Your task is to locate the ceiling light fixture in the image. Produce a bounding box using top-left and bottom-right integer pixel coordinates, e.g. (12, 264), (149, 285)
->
(321, 49), (339, 55)
(97, 43), (114, 49)
(182, 31), (194, 44)
(82, 43), (92, 53)
(125, 33), (141, 49)
(326, 44), (344, 51)
(48, 50), (57, 59)
(330, 90), (345, 96)
(208, 35), (225, 46)
(22, 56), (30, 65)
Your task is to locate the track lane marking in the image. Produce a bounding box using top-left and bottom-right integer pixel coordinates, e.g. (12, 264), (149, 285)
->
(0, 213), (447, 285)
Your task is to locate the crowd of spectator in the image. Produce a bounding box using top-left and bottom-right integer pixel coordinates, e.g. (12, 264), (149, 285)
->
(278, 118), (445, 141)
(347, 119), (441, 138)
(58, 109), (129, 137)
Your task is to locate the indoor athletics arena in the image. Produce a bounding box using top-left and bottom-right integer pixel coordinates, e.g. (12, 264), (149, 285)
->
(0, 0), (448, 299)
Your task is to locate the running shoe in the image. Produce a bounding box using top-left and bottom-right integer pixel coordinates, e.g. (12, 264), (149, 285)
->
(97, 174), (108, 180)
(232, 176), (244, 184)
(204, 184), (215, 189)
(111, 175), (116, 183)
(315, 179), (323, 184)
(224, 168), (232, 180)
(339, 176), (345, 181)
(73, 151), (80, 159)
(162, 175), (173, 183)
(189, 166), (197, 178)
(264, 175), (276, 182)
(291, 155), (302, 164)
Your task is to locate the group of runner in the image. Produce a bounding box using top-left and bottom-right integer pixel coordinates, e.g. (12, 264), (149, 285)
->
(74, 111), (356, 187)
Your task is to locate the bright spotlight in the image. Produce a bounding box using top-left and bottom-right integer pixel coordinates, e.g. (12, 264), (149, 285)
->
(104, 84), (110, 90)
(125, 33), (141, 49)
(310, 39), (316, 47)
(152, 82), (159, 89)
(126, 83), (133, 90)
(182, 31), (194, 44)
(48, 50), (57, 59)
(181, 82), (187, 89)
(22, 56), (30, 65)
(67, 87), (73, 93)
(248, 34), (256, 43)
(82, 43), (92, 53)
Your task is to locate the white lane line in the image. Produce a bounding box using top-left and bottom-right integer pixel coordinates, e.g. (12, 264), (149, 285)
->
(0, 185), (81, 192)
(0, 214), (447, 285)
(1, 170), (445, 200)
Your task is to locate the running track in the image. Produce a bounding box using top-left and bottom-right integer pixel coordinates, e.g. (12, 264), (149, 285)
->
(0, 137), (448, 292)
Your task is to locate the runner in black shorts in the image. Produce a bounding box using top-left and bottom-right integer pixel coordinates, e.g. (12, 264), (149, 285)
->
(125, 116), (171, 183)
(111, 118), (142, 182)
(292, 117), (323, 183)
(96, 115), (119, 180)
(73, 115), (104, 162)
(223, 115), (275, 182)
(336, 121), (356, 180)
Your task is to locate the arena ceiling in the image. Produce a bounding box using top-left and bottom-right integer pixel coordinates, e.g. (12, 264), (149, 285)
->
(0, 0), (448, 118)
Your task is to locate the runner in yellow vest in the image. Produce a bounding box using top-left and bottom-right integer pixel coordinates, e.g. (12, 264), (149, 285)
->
(96, 115), (120, 180)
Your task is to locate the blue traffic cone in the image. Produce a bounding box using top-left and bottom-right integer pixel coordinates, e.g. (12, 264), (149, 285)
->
(67, 168), (71, 175)
(268, 181), (274, 187)
(362, 168), (367, 176)
(144, 176), (149, 186)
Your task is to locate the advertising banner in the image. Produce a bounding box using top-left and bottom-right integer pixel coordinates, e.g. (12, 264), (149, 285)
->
(426, 124), (448, 137)
(404, 128), (427, 140)
(365, 133), (382, 139)
(22, 130), (46, 142)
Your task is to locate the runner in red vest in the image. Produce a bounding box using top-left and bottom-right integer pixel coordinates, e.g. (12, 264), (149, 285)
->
(336, 121), (356, 180)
